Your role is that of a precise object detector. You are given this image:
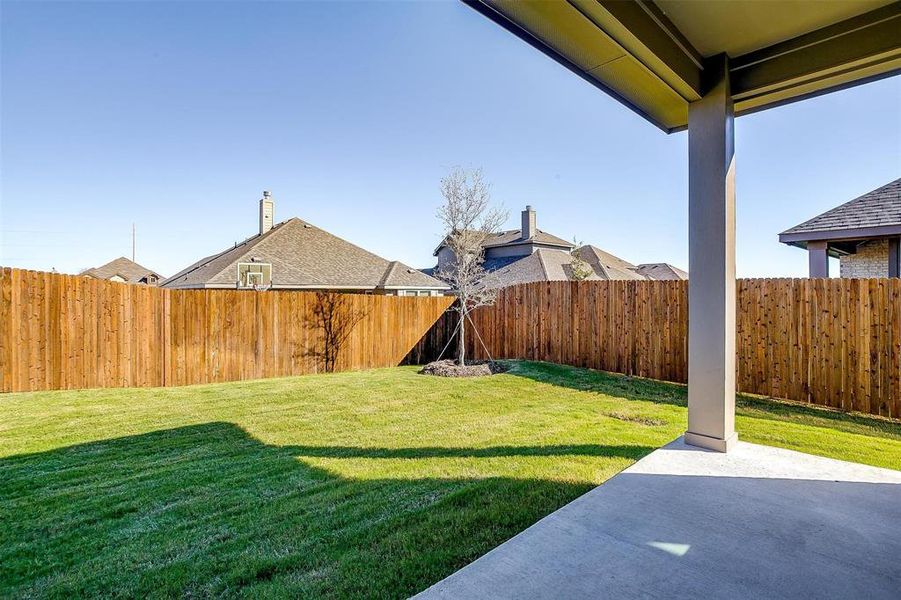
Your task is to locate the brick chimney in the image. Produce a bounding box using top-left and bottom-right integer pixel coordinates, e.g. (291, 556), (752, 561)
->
(259, 191), (274, 235)
(521, 205), (536, 240)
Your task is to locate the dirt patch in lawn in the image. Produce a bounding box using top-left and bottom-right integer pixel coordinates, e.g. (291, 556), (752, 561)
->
(419, 360), (509, 378)
(606, 411), (668, 427)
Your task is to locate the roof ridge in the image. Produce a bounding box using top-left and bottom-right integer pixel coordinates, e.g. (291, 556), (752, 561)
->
(378, 260), (400, 288)
(299, 218), (414, 267)
(161, 219), (291, 286)
(535, 249), (551, 279)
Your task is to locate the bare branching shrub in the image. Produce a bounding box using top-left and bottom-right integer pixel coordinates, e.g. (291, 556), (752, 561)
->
(435, 167), (507, 366)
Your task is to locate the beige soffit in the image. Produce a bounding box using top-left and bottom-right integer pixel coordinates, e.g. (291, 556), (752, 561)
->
(463, 0), (901, 132)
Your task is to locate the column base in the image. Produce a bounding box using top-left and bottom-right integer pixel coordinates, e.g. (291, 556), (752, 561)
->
(684, 430), (738, 453)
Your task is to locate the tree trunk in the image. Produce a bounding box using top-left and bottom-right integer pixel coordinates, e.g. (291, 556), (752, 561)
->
(458, 309), (466, 366)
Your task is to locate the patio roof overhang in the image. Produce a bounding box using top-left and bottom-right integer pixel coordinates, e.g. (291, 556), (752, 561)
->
(779, 224), (901, 276)
(779, 223), (901, 247)
(463, 0), (901, 133)
(465, 0), (901, 453)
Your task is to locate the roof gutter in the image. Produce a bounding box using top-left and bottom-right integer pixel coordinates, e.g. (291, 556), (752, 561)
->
(160, 283), (450, 291)
(779, 223), (901, 245)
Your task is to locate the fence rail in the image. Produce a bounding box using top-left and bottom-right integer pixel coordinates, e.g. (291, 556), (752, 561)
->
(409, 279), (901, 418)
(0, 268), (453, 392)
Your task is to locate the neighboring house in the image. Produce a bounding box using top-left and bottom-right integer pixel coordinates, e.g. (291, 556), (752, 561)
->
(430, 206), (686, 288)
(162, 192), (449, 296)
(632, 262), (689, 281)
(81, 257), (163, 285)
(779, 178), (901, 278)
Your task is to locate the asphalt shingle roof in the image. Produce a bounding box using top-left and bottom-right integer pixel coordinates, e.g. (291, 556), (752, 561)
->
(481, 251), (557, 288)
(481, 256), (524, 272)
(434, 228), (574, 256)
(633, 263), (688, 281)
(481, 228), (575, 249)
(578, 246), (646, 281)
(781, 178), (901, 236)
(81, 257), (162, 283)
(480, 247), (686, 288)
(162, 218), (448, 290)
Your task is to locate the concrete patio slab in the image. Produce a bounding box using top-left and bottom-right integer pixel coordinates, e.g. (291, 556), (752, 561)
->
(415, 438), (901, 600)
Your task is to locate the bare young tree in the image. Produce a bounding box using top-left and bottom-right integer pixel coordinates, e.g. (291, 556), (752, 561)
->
(436, 167), (507, 366)
(569, 238), (593, 281)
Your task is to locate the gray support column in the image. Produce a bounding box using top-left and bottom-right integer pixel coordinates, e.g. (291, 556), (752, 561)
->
(685, 54), (737, 453)
(808, 241), (830, 278)
(889, 237), (900, 278)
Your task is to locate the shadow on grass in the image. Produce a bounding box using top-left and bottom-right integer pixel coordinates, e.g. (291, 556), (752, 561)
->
(504, 360), (901, 436)
(0, 422), (652, 599)
(503, 360), (689, 407)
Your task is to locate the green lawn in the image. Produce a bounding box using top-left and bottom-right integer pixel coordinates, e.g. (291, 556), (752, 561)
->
(2, 361), (899, 598)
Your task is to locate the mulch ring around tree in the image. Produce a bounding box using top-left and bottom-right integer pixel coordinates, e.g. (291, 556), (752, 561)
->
(419, 359), (509, 378)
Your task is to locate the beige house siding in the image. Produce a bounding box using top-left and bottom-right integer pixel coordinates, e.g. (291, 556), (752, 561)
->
(840, 239), (889, 278)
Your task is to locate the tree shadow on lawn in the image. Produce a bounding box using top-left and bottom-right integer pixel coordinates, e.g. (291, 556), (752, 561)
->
(505, 360), (901, 435)
(503, 360), (690, 408)
(0, 422), (653, 599)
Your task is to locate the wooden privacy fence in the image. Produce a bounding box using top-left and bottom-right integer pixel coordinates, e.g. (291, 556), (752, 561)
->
(0, 268), (453, 392)
(410, 279), (901, 418)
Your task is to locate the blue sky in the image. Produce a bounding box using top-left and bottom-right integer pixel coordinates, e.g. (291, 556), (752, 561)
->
(2, 1), (899, 278)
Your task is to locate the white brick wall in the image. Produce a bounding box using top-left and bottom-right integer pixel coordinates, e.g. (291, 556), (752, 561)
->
(839, 239), (889, 278)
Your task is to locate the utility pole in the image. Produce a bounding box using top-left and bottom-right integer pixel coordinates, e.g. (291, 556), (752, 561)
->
(132, 223), (136, 262)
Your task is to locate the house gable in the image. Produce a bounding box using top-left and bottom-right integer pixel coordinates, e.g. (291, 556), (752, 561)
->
(164, 217), (448, 291)
(81, 257), (163, 285)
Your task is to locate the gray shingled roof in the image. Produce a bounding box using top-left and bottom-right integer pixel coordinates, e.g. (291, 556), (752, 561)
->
(481, 228), (574, 249)
(481, 256), (524, 272)
(578, 246), (645, 281)
(433, 228), (573, 256)
(481, 250), (562, 288)
(379, 260), (447, 288)
(781, 178), (901, 238)
(162, 218), (448, 290)
(481, 247), (687, 288)
(633, 263), (688, 281)
(81, 257), (162, 284)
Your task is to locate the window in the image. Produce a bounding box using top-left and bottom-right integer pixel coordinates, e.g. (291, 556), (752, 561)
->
(237, 262), (272, 288)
